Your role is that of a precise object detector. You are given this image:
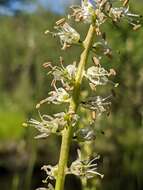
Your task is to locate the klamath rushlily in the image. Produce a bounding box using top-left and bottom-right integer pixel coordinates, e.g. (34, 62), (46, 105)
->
(74, 126), (96, 141)
(84, 65), (117, 89)
(43, 58), (77, 90)
(69, 149), (104, 178)
(24, 112), (68, 139)
(92, 37), (112, 58)
(88, 0), (141, 29)
(81, 95), (112, 116)
(70, 0), (107, 25)
(24, 111), (79, 139)
(70, 0), (141, 30)
(36, 87), (70, 108)
(109, 6), (141, 29)
(45, 18), (80, 50)
(70, 0), (97, 24)
(41, 164), (59, 182)
(81, 0), (97, 23)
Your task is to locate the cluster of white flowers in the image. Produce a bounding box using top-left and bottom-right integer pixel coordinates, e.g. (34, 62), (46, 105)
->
(109, 6), (141, 29)
(70, 0), (141, 30)
(40, 150), (103, 182)
(24, 0), (140, 189)
(70, 0), (102, 24)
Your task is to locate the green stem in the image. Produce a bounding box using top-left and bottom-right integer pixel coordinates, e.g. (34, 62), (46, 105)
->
(55, 24), (96, 190)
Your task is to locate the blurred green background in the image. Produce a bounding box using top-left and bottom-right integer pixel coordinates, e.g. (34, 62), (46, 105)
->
(0, 0), (143, 190)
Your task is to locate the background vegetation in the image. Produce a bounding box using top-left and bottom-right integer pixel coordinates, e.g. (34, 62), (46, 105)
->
(0, 0), (143, 190)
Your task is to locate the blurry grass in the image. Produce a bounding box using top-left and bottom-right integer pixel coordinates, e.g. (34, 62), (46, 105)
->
(0, 109), (25, 140)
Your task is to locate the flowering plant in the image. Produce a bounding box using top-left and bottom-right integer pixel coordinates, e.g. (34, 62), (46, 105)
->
(24, 1), (141, 190)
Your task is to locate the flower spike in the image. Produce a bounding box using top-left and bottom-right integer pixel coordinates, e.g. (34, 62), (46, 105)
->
(24, 0), (140, 189)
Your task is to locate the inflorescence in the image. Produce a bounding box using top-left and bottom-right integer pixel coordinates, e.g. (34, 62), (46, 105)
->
(23, 0), (141, 189)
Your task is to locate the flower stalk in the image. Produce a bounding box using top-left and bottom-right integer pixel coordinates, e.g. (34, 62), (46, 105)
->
(55, 24), (96, 190)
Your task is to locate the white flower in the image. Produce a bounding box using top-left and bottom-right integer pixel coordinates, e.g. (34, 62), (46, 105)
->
(45, 60), (77, 90)
(36, 87), (70, 108)
(85, 65), (117, 88)
(27, 118), (51, 139)
(36, 184), (54, 190)
(69, 149), (104, 178)
(26, 112), (68, 139)
(92, 38), (112, 58)
(45, 18), (80, 49)
(81, 95), (112, 116)
(109, 6), (141, 28)
(81, 0), (96, 23)
(25, 111), (79, 139)
(74, 126), (96, 141)
(70, 0), (107, 25)
(86, 66), (109, 86)
(53, 88), (70, 103)
(70, 0), (96, 24)
(66, 64), (77, 79)
(41, 165), (58, 182)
